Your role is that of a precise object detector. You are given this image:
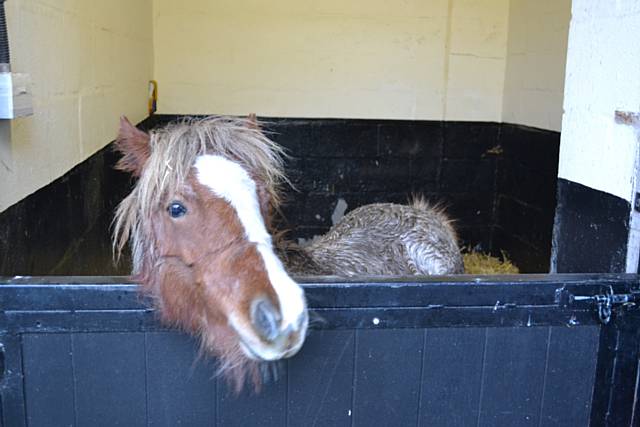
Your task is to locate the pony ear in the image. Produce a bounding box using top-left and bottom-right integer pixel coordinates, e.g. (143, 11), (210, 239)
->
(247, 113), (260, 130)
(114, 116), (150, 177)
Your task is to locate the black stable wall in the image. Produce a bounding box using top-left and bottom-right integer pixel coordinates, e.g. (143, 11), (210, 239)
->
(0, 118), (157, 276)
(269, 119), (503, 249)
(266, 118), (560, 273)
(551, 179), (631, 273)
(495, 124), (561, 272)
(0, 115), (560, 275)
(0, 143), (128, 275)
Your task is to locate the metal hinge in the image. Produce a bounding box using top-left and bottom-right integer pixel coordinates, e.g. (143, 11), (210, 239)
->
(570, 286), (639, 324)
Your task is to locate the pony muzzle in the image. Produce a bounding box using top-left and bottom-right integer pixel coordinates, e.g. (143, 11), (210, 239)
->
(233, 295), (308, 362)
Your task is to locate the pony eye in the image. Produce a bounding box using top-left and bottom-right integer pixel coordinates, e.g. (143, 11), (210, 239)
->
(168, 202), (187, 218)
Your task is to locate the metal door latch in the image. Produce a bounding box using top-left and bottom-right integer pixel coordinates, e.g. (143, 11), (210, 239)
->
(571, 286), (639, 324)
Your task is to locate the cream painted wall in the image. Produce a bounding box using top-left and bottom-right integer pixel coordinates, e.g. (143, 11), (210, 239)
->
(446, 0), (509, 121)
(0, 0), (153, 212)
(153, 0), (509, 121)
(1, 0), (573, 213)
(502, 0), (571, 131)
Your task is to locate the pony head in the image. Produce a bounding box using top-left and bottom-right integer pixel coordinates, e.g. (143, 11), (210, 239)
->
(113, 116), (308, 390)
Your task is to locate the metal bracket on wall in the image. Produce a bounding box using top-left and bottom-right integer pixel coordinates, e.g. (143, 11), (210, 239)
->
(614, 110), (640, 127)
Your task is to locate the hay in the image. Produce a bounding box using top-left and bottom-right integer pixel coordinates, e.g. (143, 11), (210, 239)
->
(463, 250), (519, 275)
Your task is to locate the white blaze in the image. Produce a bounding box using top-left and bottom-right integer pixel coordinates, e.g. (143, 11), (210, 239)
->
(194, 155), (305, 331)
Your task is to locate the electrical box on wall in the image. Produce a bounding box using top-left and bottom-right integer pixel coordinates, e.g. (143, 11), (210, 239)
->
(0, 72), (33, 119)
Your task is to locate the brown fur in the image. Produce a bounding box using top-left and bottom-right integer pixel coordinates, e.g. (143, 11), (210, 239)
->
(113, 116), (289, 391)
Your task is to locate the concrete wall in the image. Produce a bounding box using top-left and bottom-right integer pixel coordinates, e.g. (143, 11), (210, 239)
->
(0, 0), (153, 212)
(153, 0), (509, 121)
(502, 0), (571, 131)
(558, 0), (640, 203)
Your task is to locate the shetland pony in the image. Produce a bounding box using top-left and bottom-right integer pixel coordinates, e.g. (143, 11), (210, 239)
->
(113, 116), (307, 391)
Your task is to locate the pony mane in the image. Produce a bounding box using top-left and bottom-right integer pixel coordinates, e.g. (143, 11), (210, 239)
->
(113, 116), (288, 275)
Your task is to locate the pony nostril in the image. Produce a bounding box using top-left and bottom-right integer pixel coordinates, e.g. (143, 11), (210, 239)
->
(251, 298), (281, 342)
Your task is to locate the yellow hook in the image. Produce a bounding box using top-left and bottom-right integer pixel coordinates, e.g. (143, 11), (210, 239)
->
(148, 80), (158, 115)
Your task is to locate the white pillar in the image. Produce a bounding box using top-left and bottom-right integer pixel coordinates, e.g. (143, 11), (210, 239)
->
(552, 0), (640, 273)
